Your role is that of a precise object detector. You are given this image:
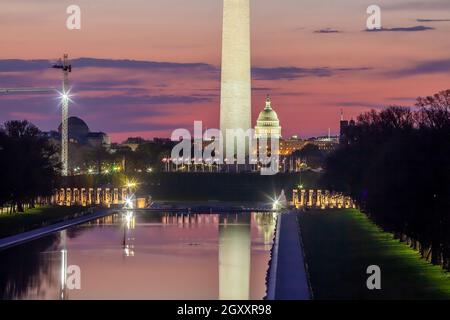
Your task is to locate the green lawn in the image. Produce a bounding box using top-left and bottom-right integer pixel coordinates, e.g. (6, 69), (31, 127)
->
(0, 205), (88, 239)
(298, 208), (450, 300)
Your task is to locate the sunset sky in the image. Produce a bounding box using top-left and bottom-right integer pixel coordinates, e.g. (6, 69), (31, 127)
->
(1, 0), (450, 142)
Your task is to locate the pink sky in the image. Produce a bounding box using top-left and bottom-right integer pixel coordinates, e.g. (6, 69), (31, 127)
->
(1, 0), (450, 142)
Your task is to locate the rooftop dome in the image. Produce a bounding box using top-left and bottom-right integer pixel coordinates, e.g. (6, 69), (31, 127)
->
(58, 116), (90, 142)
(257, 96), (280, 125)
(255, 96), (282, 139)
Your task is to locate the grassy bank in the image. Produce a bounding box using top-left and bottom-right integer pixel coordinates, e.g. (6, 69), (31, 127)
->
(0, 205), (88, 239)
(298, 208), (450, 299)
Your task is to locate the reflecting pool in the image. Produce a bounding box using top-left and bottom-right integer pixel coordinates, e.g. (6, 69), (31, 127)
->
(0, 211), (276, 300)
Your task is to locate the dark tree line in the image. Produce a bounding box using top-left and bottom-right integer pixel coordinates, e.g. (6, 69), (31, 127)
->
(119, 141), (174, 173)
(0, 120), (59, 213)
(291, 143), (326, 169)
(67, 140), (174, 175)
(322, 90), (450, 271)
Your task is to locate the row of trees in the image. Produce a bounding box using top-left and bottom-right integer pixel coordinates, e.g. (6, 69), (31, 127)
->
(322, 90), (450, 271)
(0, 121), (59, 213)
(68, 140), (174, 175)
(290, 143), (327, 170)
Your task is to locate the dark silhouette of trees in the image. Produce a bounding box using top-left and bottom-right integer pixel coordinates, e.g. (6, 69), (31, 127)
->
(322, 90), (450, 271)
(117, 141), (173, 173)
(292, 144), (325, 169)
(80, 141), (173, 175)
(85, 145), (113, 174)
(0, 120), (59, 213)
(135, 141), (173, 170)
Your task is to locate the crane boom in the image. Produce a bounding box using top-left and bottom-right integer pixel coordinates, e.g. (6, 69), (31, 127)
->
(0, 88), (58, 94)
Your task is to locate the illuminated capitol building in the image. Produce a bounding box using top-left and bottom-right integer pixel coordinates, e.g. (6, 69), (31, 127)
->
(255, 96), (281, 139)
(254, 95), (338, 157)
(254, 95), (302, 156)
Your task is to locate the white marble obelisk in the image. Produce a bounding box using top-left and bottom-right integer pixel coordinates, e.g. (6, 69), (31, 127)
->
(220, 0), (252, 156)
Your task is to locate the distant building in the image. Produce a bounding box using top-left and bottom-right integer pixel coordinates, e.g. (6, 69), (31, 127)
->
(110, 143), (133, 153)
(254, 96), (282, 161)
(339, 110), (356, 146)
(280, 137), (305, 156)
(59, 116), (89, 144)
(280, 133), (338, 157)
(255, 96), (282, 139)
(115, 137), (175, 156)
(86, 132), (110, 148)
(152, 138), (174, 147)
(306, 136), (338, 152)
(47, 116), (111, 149)
(121, 137), (148, 152)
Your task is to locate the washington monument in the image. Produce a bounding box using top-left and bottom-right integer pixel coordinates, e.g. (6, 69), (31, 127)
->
(220, 0), (252, 156)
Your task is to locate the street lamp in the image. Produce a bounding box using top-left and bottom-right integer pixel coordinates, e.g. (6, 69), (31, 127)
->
(124, 196), (134, 210)
(126, 182), (137, 189)
(273, 200), (279, 210)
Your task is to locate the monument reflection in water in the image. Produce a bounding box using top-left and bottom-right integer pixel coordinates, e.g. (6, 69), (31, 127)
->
(0, 211), (276, 300)
(219, 214), (251, 300)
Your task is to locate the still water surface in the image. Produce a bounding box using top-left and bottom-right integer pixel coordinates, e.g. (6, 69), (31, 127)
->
(0, 211), (276, 300)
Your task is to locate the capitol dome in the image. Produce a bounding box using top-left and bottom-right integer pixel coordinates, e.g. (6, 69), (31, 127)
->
(255, 96), (282, 138)
(257, 98), (280, 123)
(58, 116), (90, 143)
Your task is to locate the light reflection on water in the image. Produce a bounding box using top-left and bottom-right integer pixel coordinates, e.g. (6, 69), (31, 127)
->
(0, 212), (276, 300)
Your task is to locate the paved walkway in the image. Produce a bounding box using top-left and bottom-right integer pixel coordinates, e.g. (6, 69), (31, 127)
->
(0, 209), (113, 251)
(269, 211), (311, 300)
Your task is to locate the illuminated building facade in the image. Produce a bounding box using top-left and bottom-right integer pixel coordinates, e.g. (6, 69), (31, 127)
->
(255, 96), (282, 139)
(279, 137), (305, 156)
(306, 138), (338, 152)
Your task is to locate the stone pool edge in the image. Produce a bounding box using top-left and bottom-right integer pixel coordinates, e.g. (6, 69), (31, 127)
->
(265, 211), (312, 300)
(0, 208), (114, 251)
(265, 212), (281, 300)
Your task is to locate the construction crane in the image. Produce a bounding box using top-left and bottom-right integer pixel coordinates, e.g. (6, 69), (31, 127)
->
(51, 54), (72, 176)
(0, 54), (72, 176)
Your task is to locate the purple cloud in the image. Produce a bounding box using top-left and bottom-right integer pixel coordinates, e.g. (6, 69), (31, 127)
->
(384, 1), (450, 11)
(0, 58), (216, 73)
(252, 66), (371, 80)
(314, 28), (341, 34)
(365, 26), (434, 32)
(389, 59), (450, 77)
(416, 18), (450, 22)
